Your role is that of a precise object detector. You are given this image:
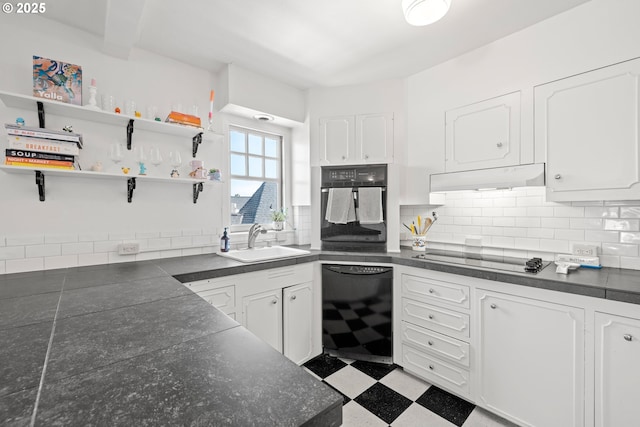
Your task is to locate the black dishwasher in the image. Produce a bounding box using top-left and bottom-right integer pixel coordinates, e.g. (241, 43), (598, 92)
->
(322, 264), (393, 364)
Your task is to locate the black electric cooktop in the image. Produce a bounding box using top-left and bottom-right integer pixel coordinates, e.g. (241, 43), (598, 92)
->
(412, 250), (550, 274)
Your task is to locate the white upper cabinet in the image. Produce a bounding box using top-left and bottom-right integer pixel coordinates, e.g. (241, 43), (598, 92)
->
(536, 57), (640, 201)
(445, 92), (521, 172)
(318, 113), (393, 164)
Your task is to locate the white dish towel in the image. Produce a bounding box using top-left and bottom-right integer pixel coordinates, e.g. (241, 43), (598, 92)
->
(325, 188), (356, 224)
(357, 187), (383, 224)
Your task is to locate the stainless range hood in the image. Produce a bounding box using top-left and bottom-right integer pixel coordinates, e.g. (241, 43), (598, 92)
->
(430, 163), (546, 192)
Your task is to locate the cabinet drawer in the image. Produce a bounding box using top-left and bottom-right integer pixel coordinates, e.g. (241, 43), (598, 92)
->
(402, 344), (471, 398)
(402, 273), (470, 309)
(184, 278), (235, 294)
(263, 264), (313, 289)
(401, 321), (470, 368)
(402, 298), (470, 340)
(197, 285), (235, 314)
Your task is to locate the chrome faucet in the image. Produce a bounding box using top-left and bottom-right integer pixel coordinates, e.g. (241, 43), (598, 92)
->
(248, 223), (267, 248)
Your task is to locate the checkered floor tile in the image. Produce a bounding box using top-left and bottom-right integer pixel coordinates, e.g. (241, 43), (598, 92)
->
(303, 354), (518, 427)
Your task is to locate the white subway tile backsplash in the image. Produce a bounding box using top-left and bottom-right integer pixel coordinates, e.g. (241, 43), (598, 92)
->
(540, 217), (569, 229)
(160, 230), (181, 238)
(182, 229), (202, 236)
(539, 239), (570, 253)
(79, 232), (109, 242)
(604, 219), (640, 231)
(527, 228), (555, 239)
(554, 229), (585, 241)
(44, 234), (78, 244)
(402, 192), (640, 270)
(6, 235), (44, 246)
(0, 246), (25, 260)
(553, 206), (585, 218)
(570, 218), (603, 230)
(135, 231), (161, 239)
(0, 236), (5, 247)
(78, 252), (108, 267)
(108, 252), (136, 264)
(493, 217), (515, 227)
(585, 207), (619, 218)
(61, 242), (94, 255)
(26, 244), (61, 258)
(621, 232), (640, 244)
(182, 247), (204, 256)
(584, 230), (620, 243)
(6, 257), (43, 274)
(171, 236), (193, 248)
(45, 255), (78, 270)
(0, 261), (5, 274)
(526, 207), (555, 217)
(94, 240), (119, 253)
(109, 232), (136, 241)
(621, 207), (640, 218)
(602, 243), (639, 257)
(514, 238), (540, 250)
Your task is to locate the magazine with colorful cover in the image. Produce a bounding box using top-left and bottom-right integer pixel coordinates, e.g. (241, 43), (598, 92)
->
(32, 56), (82, 105)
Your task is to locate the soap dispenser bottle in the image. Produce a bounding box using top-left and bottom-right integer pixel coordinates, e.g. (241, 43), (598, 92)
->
(220, 227), (230, 253)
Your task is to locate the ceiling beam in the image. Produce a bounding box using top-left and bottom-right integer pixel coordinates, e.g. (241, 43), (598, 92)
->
(103, 0), (147, 59)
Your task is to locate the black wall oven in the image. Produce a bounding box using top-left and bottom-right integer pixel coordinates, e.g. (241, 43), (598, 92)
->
(320, 164), (387, 252)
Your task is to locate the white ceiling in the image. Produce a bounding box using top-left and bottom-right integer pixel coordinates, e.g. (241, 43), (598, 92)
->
(42, 0), (591, 89)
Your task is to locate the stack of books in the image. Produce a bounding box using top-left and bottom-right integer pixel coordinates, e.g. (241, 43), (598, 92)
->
(165, 111), (202, 128)
(4, 124), (83, 170)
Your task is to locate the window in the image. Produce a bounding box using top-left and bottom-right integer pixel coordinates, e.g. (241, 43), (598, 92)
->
(229, 126), (282, 228)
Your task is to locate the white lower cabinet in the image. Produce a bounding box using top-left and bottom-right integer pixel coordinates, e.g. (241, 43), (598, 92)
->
(239, 264), (317, 365)
(183, 277), (237, 319)
(594, 311), (640, 427)
(399, 269), (472, 399)
(476, 289), (585, 427)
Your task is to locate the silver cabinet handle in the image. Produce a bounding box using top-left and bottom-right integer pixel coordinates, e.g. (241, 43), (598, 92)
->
(364, 154), (369, 159)
(496, 142), (503, 148)
(428, 365), (434, 370)
(428, 314), (434, 319)
(271, 299), (278, 305)
(624, 334), (633, 342)
(341, 155), (346, 160)
(428, 340), (434, 346)
(429, 288), (434, 294)
(291, 295), (297, 300)
(555, 174), (562, 180)
(490, 304), (497, 309)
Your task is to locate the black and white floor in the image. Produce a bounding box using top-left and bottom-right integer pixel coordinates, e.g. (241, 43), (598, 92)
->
(303, 354), (517, 427)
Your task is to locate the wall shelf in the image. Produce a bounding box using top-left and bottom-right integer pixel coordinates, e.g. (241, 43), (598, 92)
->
(0, 165), (217, 203)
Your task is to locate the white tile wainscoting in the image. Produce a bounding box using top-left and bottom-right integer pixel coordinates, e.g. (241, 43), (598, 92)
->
(401, 186), (640, 270)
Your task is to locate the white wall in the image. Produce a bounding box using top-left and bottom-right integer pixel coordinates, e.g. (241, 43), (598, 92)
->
(307, 79), (406, 251)
(0, 16), (307, 274)
(400, 0), (640, 268)
(404, 0), (640, 205)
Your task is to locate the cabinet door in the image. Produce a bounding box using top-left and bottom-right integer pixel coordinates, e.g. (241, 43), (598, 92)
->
(477, 290), (584, 427)
(356, 112), (393, 163)
(318, 116), (354, 164)
(242, 289), (282, 352)
(594, 312), (640, 427)
(536, 57), (640, 201)
(445, 92), (521, 172)
(283, 282), (314, 365)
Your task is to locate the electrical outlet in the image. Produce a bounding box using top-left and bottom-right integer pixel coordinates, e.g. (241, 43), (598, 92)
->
(572, 244), (598, 257)
(118, 242), (140, 255)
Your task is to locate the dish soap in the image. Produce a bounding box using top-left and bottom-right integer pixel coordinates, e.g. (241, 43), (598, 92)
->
(220, 227), (230, 253)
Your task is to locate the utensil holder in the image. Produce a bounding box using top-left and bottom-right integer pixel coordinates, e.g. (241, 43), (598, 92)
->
(412, 235), (427, 251)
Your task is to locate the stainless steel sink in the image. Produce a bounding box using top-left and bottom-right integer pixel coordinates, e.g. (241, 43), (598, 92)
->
(217, 246), (311, 263)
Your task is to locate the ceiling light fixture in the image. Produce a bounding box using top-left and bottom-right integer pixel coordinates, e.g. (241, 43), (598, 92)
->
(402, 0), (451, 26)
(253, 114), (274, 122)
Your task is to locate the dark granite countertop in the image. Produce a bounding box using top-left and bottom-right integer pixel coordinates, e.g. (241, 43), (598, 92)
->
(165, 246), (640, 305)
(0, 262), (342, 426)
(3, 245), (640, 425)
